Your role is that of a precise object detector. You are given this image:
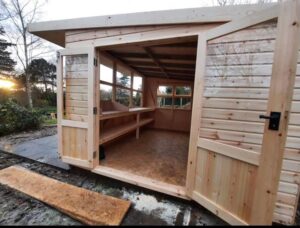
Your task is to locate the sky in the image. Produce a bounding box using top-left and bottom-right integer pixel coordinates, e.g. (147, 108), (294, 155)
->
(41, 0), (214, 21)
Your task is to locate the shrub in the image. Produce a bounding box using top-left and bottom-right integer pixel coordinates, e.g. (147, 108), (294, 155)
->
(0, 99), (42, 136)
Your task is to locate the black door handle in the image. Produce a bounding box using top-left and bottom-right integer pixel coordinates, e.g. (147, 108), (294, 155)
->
(259, 112), (281, 131)
(259, 115), (278, 120)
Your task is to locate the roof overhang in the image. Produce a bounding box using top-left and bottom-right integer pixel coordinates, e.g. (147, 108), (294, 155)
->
(28, 3), (277, 47)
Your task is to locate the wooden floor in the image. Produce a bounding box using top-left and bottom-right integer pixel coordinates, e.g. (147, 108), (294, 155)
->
(101, 129), (189, 187)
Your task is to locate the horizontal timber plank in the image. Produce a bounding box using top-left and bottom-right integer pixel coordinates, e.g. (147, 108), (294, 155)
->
(280, 171), (300, 185)
(204, 88), (300, 100)
(203, 98), (300, 112)
(207, 39), (276, 56)
(66, 86), (88, 93)
(201, 118), (300, 137)
(65, 107), (88, 116)
(66, 63), (88, 72)
(278, 182), (298, 195)
(276, 192), (297, 206)
(274, 203), (295, 217)
(273, 212), (294, 225)
(65, 78), (88, 86)
(205, 76), (300, 88)
(197, 138), (259, 166)
(206, 52), (300, 66)
(208, 23), (277, 44)
(208, 139), (300, 161)
(199, 128), (300, 149)
(65, 93), (88, 101)
(65, 114), (88, 122)
(205, 65), (300, 77)
(202, 108), (300, 125)
(65, 100), (88, 108)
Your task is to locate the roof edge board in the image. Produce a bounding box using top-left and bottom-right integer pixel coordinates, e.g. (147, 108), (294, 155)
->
(28, 3), (277, 33)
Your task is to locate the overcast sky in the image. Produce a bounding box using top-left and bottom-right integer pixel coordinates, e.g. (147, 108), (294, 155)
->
(42, 0), (213, 21)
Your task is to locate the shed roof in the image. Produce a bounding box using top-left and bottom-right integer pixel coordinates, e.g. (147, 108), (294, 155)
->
(28, 3), (276, 47)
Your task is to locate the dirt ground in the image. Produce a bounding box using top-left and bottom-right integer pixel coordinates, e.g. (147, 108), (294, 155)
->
(0, 126), (57, 152)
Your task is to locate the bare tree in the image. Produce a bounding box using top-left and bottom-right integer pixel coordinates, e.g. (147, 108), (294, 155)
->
(0, 0), (50, 108)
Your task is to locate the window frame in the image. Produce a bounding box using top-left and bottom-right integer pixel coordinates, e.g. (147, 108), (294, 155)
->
(99, 61), (144, 108)
(156, 84), (193, 110)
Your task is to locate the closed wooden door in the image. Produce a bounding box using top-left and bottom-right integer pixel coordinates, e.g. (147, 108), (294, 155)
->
(186, 1), (300, 225)
(57, 47), (99, 168)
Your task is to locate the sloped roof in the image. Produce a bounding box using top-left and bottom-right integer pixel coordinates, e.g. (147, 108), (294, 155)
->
(28, 3), (276, 47)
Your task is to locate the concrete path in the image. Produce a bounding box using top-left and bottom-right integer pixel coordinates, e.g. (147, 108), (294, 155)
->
(10, 135), (69, 170)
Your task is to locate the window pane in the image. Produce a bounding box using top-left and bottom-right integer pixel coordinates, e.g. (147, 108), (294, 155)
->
(157, 97), (173, 108)
(100, 84), (112, 101)
(133, 91), (142, 107)
(133, 76), (143, 91)
(116, 71), (131, 88)
(174, 97), (191, 109)
(176, 86), (192, 96)
(157, 86), (172, 95)
(116, 88), (130, 106)
(100, 64), (113, 83)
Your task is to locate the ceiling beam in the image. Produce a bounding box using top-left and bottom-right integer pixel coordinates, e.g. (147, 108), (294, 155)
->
(103, 50), (145, 77)
(142, 73), (194, 81)
(111, 52), (196, 61)
(143, 47), (170, 78)
(126, 60), (195, 69)
(134, 66), (195, 75)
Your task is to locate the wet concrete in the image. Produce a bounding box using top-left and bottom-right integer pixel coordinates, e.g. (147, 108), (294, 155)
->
(0, 150), (228, 226)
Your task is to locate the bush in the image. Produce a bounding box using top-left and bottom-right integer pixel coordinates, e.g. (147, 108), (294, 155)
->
(0, 99), (42, 136)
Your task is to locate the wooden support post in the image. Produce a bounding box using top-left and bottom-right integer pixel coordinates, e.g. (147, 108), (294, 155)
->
(130, 72), (134, 108)
(250, 0), (300, 224)
(112, 61), (117, 102)
(136, 113), (140, 139)
(56, 52), (63, 159)
(93, 50), (100, 167)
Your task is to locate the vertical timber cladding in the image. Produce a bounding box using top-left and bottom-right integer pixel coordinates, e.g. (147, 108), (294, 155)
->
(197, 19), (300, 225)
(62, 54), (89, 163)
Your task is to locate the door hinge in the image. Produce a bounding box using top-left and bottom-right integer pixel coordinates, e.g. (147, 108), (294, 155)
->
(56, 51), (60, 63)
(93, 107), (97, 115)
(93, 151), (97, 159)
(94, 58), (98, 66)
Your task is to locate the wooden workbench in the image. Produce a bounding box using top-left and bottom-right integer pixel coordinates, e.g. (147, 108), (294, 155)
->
(99, 107), (155, 144)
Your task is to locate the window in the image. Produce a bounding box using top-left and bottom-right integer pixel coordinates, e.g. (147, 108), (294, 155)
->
(100, 84), (112, 101)
(156, 85), (192, 110)
(99, 62), (144, 107)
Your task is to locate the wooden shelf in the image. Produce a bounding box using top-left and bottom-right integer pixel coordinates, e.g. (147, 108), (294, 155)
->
(100, 107), (155, 120)
(100, 118), (154, 145)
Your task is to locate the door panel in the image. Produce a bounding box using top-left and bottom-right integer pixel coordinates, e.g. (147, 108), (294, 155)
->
(57, 48), (97, 168)
(187, 1), (300, 225)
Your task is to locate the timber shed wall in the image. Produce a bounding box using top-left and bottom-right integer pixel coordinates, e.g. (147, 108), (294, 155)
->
(61, 20), (300, 225)
(199, 19), (300, 224)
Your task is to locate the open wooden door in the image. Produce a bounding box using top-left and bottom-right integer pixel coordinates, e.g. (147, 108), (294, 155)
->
(186, 1), (300, 225)
(57, 47), (99, 169)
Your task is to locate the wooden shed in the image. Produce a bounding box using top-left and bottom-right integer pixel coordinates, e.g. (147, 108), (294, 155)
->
(28, 1), (300, 225)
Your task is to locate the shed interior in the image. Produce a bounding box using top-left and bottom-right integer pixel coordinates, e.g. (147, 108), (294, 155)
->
(91, 36), (197, 190)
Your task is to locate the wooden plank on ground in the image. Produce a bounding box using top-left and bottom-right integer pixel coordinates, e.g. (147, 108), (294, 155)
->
(0, 166), (131, 225)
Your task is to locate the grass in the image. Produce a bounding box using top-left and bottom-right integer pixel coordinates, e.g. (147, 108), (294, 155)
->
(34, 106), (57, 126)
(43, 118), (57, 126)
